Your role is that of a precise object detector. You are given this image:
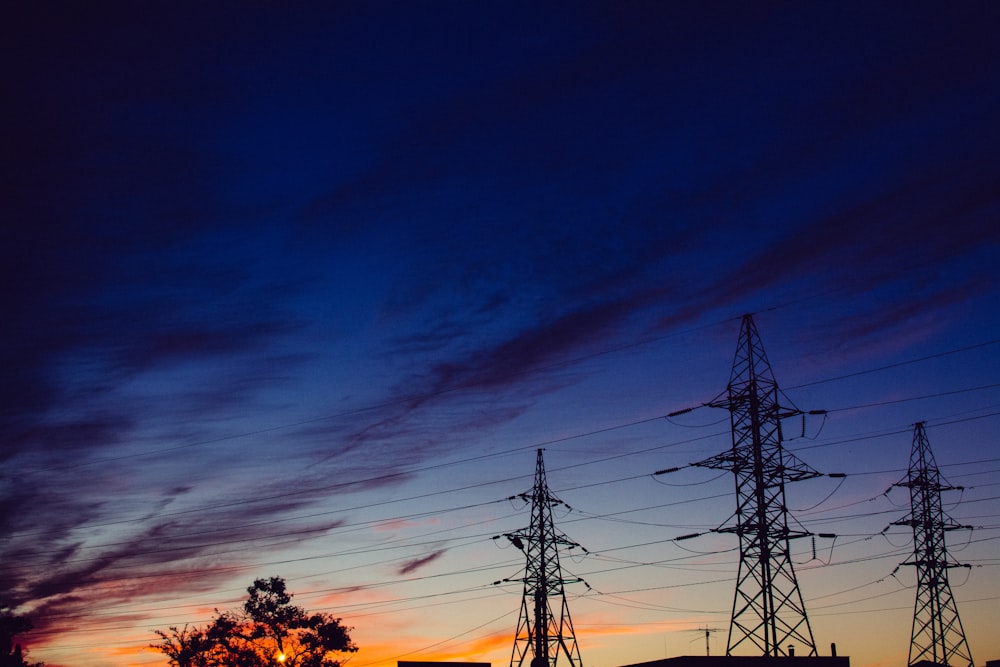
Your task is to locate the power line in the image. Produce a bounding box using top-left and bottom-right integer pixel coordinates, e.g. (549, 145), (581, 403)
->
(349, 608), (516, 667)
(809, 595), (1000, 618)
(7, 412), (705, 539)
(785, 340), (1000, 389)
(788, 411), (1000, 453)
(13, 461), (994, 596)
(824, 383), (1000, 413)
(22, 507), (1000, 649)
(14, 317), (742, 478)
(15, 334), (996, 481)
(10, 387), (993, 544)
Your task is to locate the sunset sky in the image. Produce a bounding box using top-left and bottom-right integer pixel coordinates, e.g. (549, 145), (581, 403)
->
(2, 3), (998, 667)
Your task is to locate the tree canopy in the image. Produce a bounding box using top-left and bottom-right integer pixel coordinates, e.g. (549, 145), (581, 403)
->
(153, 577), (357, 667)
(0, 610), (43, 667)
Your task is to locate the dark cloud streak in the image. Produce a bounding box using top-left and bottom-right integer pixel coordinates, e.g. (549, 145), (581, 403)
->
(396, 549), (447, 576)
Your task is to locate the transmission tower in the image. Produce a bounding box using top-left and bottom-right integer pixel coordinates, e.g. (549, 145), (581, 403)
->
(691, 314), (820, 657)
(892, 422), (974, 667)
(500, 449), (584, 667)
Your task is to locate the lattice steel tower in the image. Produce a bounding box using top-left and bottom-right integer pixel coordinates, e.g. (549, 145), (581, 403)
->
(502, 449), (584, 667)
(892, 422), (974, 667)
(692, 314), (820, 657)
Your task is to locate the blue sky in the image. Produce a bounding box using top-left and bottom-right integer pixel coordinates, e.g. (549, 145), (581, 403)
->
(2, 3), (998, 667)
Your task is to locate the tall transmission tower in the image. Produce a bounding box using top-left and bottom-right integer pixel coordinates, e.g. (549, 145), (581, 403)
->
(691, 314), (820, 657)
(892, 422), (974, 667)
(500, 449), (584, 667)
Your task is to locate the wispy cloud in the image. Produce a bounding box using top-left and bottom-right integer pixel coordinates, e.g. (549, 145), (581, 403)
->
(396, 549), (447, 576)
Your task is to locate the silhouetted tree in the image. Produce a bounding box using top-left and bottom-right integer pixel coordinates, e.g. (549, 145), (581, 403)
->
(0, 610), (43, 667)
(152, 624), (217, 667)
(152, 577), (356, 667)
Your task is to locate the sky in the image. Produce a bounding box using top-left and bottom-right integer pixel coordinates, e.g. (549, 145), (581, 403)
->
(2, 3), (999, 667)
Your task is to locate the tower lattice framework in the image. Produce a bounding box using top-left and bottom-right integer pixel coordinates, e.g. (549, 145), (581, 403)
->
(892, 422), (974, 667)
(502, 449), (584, 667)
(692, 314), (820, 657)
